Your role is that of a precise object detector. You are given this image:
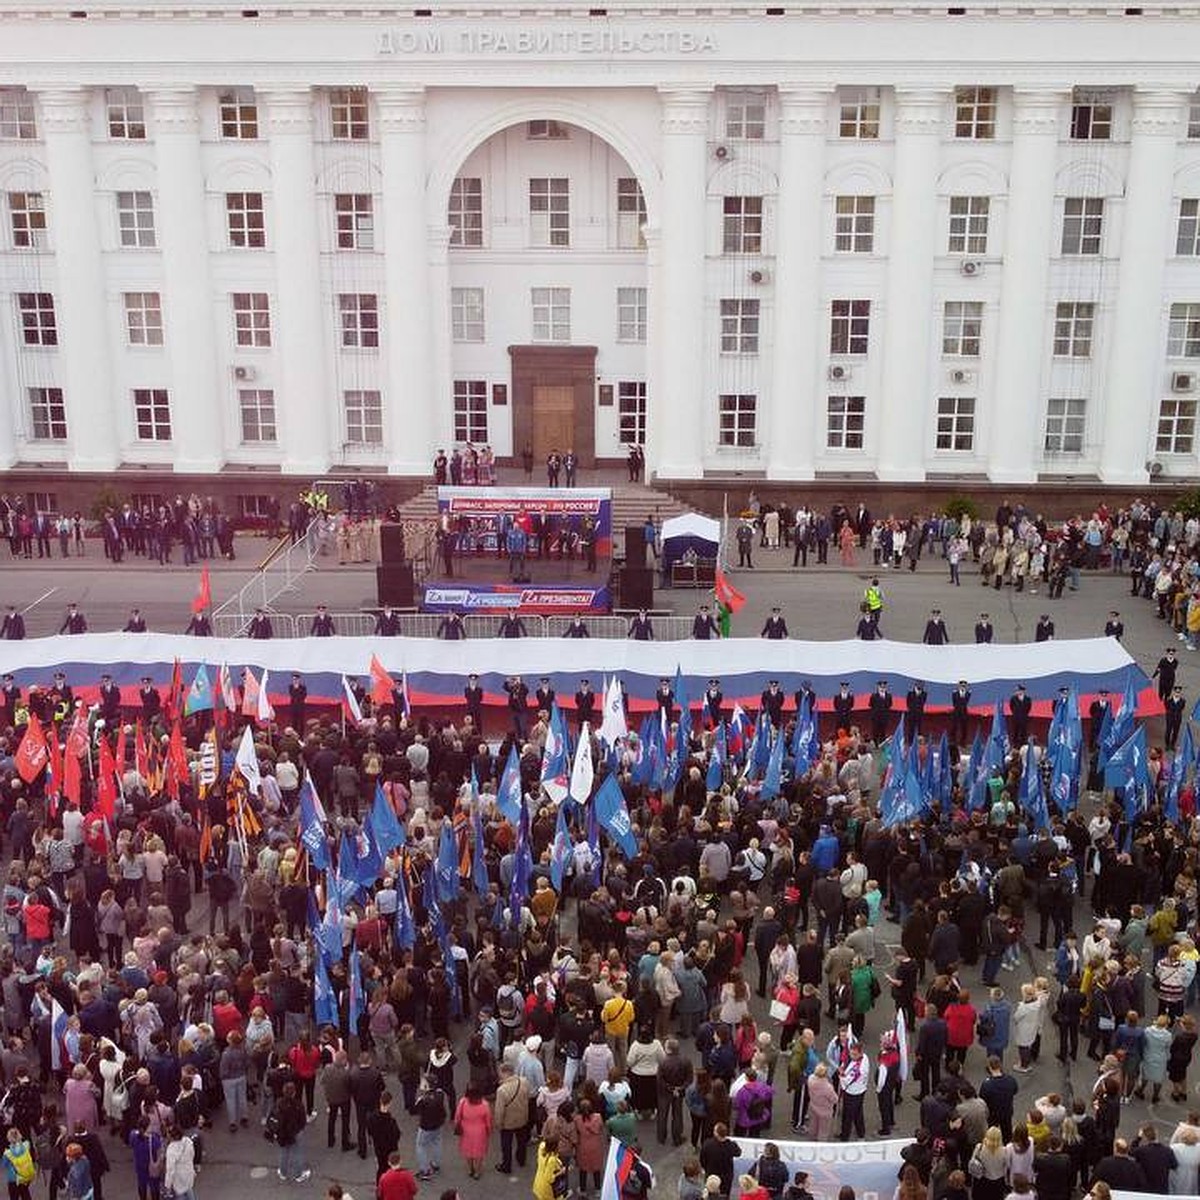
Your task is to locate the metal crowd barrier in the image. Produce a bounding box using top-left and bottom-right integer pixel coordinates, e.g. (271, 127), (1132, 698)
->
(211, 611), (298, 639)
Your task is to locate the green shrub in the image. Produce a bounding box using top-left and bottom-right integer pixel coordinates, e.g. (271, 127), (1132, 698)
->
(1174, 489), (1200, 520)
(944, 495), (980, 522)
(89, 485), (127, 521)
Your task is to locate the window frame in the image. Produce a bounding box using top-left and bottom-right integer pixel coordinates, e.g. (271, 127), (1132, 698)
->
(218, 87), (259, 140)
(935, 395), (977, 452)
(616, 177), (647, 250)
(1177, 198), (1200, 257)
(232, 292), (272, 349)
(106, 88), (146, 140)
(829, 299), (871, 357)
(947, 196), (990, 255)
(344, 389), (384, 446)
(942, 300), (984, 358)
(954, 86), (997, 140)
(116, 190), (157, 249)
(334, 193), (374, 251)
(448, 177), (483, 248)
(450, 287), (486, 343)
(337, 293), (380, 350)
(1167, 303), (1200, 359)
(238, 387), (277, 444)
(8, 192), (46, 250)
(531, 286), (571, 343)
(719, 298), (761, 355)
(0, 89), (36, 141)
(1061, 197), (1105, 256)
(1157, 396), (1198, 455)
(617, 381), (647, 446)
(1043, 397), (1087, 454)
(838, 89), (880, 140)
(452, 379), (489, 444)
(725, 90), (767, 141)
(1070, 99), (1113, 141)
(617, 286), (648, 344)
(17, 292), (57, 347)
(27, 386), (67, 441)
(1052, 301), (1095, 358)
(834, 195), (875, 253)
(529, 177), (570, 248)
(132, 387), (172, 442)
(722, 195), (764, 254)
(826, 395), (866, 451)
(225, 191), (266, 249)
(330, 87), (369, 141)
(718, 393), (757, 449)
(124, 292), (164, 347)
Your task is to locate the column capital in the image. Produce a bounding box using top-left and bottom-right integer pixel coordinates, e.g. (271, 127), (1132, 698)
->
(1131, 89), (1186, 138)
(376, 86), (426, 135)
(893, 88), (952, 136)
(261, 88), (314, 136)
(35, 87), (91, 136)
(777, 85), (835, 138)
(147, 87), (201, 136)
(658, 86), (712, 135)
(1011, 89), (1067, 136)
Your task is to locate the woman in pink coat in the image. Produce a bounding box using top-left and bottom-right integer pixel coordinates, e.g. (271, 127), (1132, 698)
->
(454, 1083), (493, 1180)
(64, 1063), (100, 1133)
(572, 1098), (607, 1197)
(804, 1062), (838, 1141)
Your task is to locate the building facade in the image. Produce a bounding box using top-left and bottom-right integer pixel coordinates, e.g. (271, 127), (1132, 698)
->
(1, 1), (1199, 493)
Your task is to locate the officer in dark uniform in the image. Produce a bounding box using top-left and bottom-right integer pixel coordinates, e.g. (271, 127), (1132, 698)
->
(922, 609), (950, 645)
(1, 605), (25, 640)
(704, 679), (724, 727)
(1009, 684), (1033, 746)
(974, 612), (994, 644)
(1154, 647), (1179, 704)
(247, 609), (274, 639)
(497, 614), (528, 638)
(0, 674), (19, 729)
(1166, 685), (1187, 751)
(1104, 611), (1124, 640)
(535, 677), (556, 716)
(48, 672), (74, 716)
(761, 607), (789, 639)
(123, 608), (147, 633)
(463, 673), (484, 730)
(139, 676), (162, 721)
(98, 674), (122, 724)
(310, 606), (336, 637)
(374, 606), (402, 636)
(59, 604), (87, 634)
(288, 672), (308, 732)
(184, 610), (212, 636)
(1088, 689), (1111, 749)
(504, 675), (530, 738)
(563, 615), (590, 638)
(574, 679), (597, 730)
(1035, 614), (1055, 643)
(855, 609), (883, 640)
(437, 611), (466, 640)
(760, 680), (786, 728)
(795, 679), (818, 723)
(350, 678), (371, 719)
(628, 609), (654, 640)
(655, 677), (675, 722)
(868, 680), (893, 744)
(833, 682), (855, 733)
(949, 680), (971, 745)
(906, 681), (928, 737)
(692, 605), (720, 640)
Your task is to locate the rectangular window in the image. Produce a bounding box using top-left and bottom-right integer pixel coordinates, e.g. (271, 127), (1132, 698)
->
(834, 195), (875, 252)
(527, 119), (569, 139)
(450, 287), (485, 343)
(1053, 302), (1095, 357)
(116, 191), (156, 249)
(17, 292), (57, 347)
(28, 386), (66, 440)
(338, 293), (380, 349)
(726, 90), (767, 140)
(531, 287), (571, 342)
(238, 388), (276, 443)
(8, 192), (46, 249)
(827, 395), (866, 450)
(232, 292), (271, 348)
(27, 491), (58, 513)
(1070, 91), (1113, 140)
(453, 380), (488, 443)
(718, 394), (757, 448)
(218, 88), (258, 139)
(129, 492), (165, 512)
(1158, 398), (1198, 454)
(954, 86), (996, 139)
(0, 89), (36, 140)
(334, 193), (374, 251)
(948, 196), (990, 255)
(1178, 198), (1200, 257)
(723, 196), (763, 254)
(529, 177), (570, 247)
(839, 89), (880, 139)
(1044, 397), (1087, 453)
(719, 298), (760, 354)
(344, 389), (383, 445)
(133, 387), (172, 441)
(617, 286), (648, 343)
(106, 88), (146, 140)
(935, 396), (976, 451)
(1062, 197), (1104, 255)
(942, 301), (984, 357)
(448, 177), (483, 247)
(124, 292), (164, 346)
(618, 381), (647, 445)
(616, 177), (646, 250)
(226, 192), (265, 249)
(830, 299), (871, 356)
(237, 494), (273, 519)
(330, 87), (369, 140)
(1168, 303), (1200, 358)
(1190, 93), (1200, 140)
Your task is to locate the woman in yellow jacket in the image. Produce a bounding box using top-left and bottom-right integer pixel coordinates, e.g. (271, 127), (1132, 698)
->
(532, 1133), (566, 1200)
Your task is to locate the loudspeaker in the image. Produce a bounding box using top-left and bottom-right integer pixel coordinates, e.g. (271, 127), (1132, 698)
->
(624, 525), (646, 568)
(619, 566), (654, 610)
(379, 522), (407, 564)
(376, 563), (415, 608)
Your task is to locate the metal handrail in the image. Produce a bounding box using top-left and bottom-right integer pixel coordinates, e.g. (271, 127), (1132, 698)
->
(212, 516), (321, 633)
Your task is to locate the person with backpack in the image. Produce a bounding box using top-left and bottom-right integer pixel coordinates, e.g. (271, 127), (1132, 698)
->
(495, 975), (525, 1050)
(271, 1080), (310, 1184)
(2, 1125), (37, 1200)
(412, 1075), (448, 1181)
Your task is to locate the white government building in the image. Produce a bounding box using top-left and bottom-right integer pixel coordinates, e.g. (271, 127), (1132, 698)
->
(1, 0), (1199, 489)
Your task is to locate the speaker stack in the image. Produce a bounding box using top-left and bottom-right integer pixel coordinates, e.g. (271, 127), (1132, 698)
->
(619, 567), (655, 610)
(377, 522), (415, 607)
(624, 525), (647, 568)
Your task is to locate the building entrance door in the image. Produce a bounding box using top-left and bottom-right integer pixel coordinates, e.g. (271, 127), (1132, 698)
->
(531, 385), (575, 460)
(508, 344), (598, 468)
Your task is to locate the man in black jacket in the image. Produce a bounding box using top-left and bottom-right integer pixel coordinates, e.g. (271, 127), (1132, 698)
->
(656, 1038), (693, 1146)
(366, 1090), (401, 1180)
(979, 1055), (1019, 1141)
(753, 907), (784, 997)
(1092, 1138), (1148, 1191)
(914, 1005), (947, 1099)
(1033, 1137), (1075, 1200)
(699, 1124), (741, 1199)
(906, 682), (927, 737)
(1130, 1125), (1177, 1193)
(350, 1052), (386, 1160)
(868, 681), (893, 744)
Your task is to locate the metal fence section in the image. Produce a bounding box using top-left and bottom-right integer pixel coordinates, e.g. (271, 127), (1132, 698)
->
(212, 518), (320, 632)
(546, 614), (699, 640)
(295, 611), (377, 637)
(212, 612), (297, 639)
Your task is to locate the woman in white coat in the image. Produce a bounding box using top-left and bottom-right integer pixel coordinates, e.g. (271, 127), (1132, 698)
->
(164, 1124), (198, 1200)
(1011, 984), (1043, 1073)
(1170, 1127), (1200, 1194)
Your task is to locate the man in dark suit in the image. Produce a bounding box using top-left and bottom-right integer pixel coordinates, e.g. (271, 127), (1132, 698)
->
(436, 611), (466, 640)
(692, 605), (720, 640)
(704, 679), (724, 727)
(1009, 684), (1033, 746)
(854, 503), (871, 549)
(374, 606), (402, 636)
(1089, 689), (1111, 749)
(0, 605), (25, 640)
(139, 676), (162, 721)
(1104, 610), (1124, 640)
(761, 607), (788, 639)
(868, 681), (893, 744)
(59, 603), (87, 634)
(833, 683), (855, 733)
(1035, 614), (1055, 643)
(922, 609), (949, 645)
(98, 674), (122, 724)
(288, 673), (308, 732)
(950, 680), (972, 745)
(123, 608), (147, 633)
(760, 681), (785, 728)
(906, 682), (927, 737)
(535, 677), (556, 716)
(1166, 685), (1187, 751)
(628, 609), (654, 640)
(463, 673), (484, 730)
(574, 679), (597, 730)
(0, 674), (19, 730)
(974, 612), (994, 644)
(247, 608), (273, 639)
(310, 605), (336, 636)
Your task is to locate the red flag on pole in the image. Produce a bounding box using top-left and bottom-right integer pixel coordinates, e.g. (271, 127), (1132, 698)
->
(16, 714), (50, 784)
(369, 655), (394, 707)
(191, 565), (212, 615)
(714, 564), (747, 614)
(114, 722), (127, 776)
(46, 721), (63, 818)
(166, 659), (184, 723)
(96, 736), (118, 821)
(63, 710), (89, 808)
(166, 719), (189, 798)
(135, 722), (149, 779)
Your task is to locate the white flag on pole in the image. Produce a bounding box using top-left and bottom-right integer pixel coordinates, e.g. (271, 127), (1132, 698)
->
(570, 721), (595, 804)
(598, 675), (627, 747)
(235, 724), (263, 795)
(257, 668), (275, 723)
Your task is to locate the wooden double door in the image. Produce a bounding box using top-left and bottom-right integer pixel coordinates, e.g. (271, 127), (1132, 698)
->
(509, 344), (597, 467)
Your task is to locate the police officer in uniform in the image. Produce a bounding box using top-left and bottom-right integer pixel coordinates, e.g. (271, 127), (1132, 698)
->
(1104, 611), (1124, 640)
(704, 679), (724, 727)
(535, 677), (556, 716)
(563, 615), (590, 638)
(760, 680), (786, 728)
(692, 605), (720, 640)
(59, 604), (87, 634)
(761, 607), (789, 639)
(139, 676), (162, 721)
(1035, 614), (1055, 643)
(628, 609), (654, 641)
(497, 614), (528, 638)
(922, 609), (950, 645)
(1088, 689), (1111, 749)
(247, 609), (274, 640)
(504, 675), (530, 738)
(0, 674), (19, 730)
(974, 613), (994, 644)
(288, 673), (308, 732)
(1154, 647), (1179, 704)
(310, 605), (336, 637)
(655, 677), (675, 723)
(463, 673), (484, 730)
(1009, 684), (1033, 746)
(949, 680), (972, 745)
(374, 606), (402, 636)
(833, 682), (855, 733)
(48, 672), (74, 716)
(123, 608), (147, 633)
(98, 674), (122, 724)
(794, 679), (817, 723)
(1166, 685), (1187, 751)
(906, 681), (928, 737)
(437, 611), (466, 640)
(184, 609), (212, 637)
(1, 605), (25, 640)
(868, 680), (893, 744)
(574, 679), (597, 730)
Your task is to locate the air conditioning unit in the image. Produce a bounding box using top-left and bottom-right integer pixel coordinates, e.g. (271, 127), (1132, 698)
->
(1172, 371), (1196, 393)
(233, 365), (256, 382)
(960, 259), (983, 277)
(950, 368), (973, 385)
(713, 144), (730, 161)
(828, 364), (850, 382)
(748, 268), (770, 285)
(1147, 459), (1165, 476)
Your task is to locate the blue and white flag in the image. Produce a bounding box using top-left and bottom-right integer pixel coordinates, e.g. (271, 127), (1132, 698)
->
(1166, 725), (1193, 825)
(761, 726), (784, 801)
(497, 745), (523, 826)
(706, 722), (726, 792)
(550, 802), (573, 892)
(435, 820), (461, 903)
(184, 664), (214, 716)
(598, 675), (628, 747)
(541, 703), (571, 804)
(348, 942), (364, 1031)
(570, 722), (595, 804)
(1104, 725), (1149, 795)
(368, 783), (405, 856)
(50, 998), (68, 1072)
(508, 794), (533, 921)
(471, 770), (490, 896)
(394, 860), (415, 951)
(593, 773), (637, 858)
(314, 952), (339, 1027)
(791, 695), (819, 776)
(1020, 741), (1050, 831)
(1049, 737), (1080, 814)
(298, 781), (330, 871)
(966, 731), (989, 812)
(882, 765), (924, 829)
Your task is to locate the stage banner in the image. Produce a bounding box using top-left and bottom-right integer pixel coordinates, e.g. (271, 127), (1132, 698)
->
(732, 1136), (909, 1200)
(436, 486), (612, 557)
(422, 583), (611, 615)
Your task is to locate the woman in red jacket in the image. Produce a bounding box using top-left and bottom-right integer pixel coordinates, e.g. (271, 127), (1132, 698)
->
(943, 989), (978, 1069)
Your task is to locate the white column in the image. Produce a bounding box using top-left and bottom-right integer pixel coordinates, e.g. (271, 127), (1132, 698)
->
(38, 87), (120, 470)
(988, 90), (1065, 484)
(149, 88), (225, 472)
(0, 323), (19, 468)
(377, 86), (433, 475)
(1099, 90), (1186, 483)
(649, 87), (710, 480)
(427, 224), (455, 453)
(767, 85), (832, 480)
(263, 88), (329, 474)
(876, 88), (948, 481)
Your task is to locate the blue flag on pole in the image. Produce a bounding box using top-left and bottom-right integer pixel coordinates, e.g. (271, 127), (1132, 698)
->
(471, 772), (490, 897)
(394, 860), (415, 951)
(184, 663), (214, 715)
(1166, 725), (1193, 825)
(497, 745), (523, 826)
(1100, 684), (1136, 769)
(540, 703), (571, 804)
(707, 722), (726, 792)
(299, 781), (331, 872)
(435, 820), (461, 903)
(314, 952), (339, 1027)
(1049, 737), (1080, 814)
(348, 942), (364, 1031)
(987, 701), (1010, 764)
(369, 783), (404, 856)
(1104, 725), (1149, 794)
(1020, 741), (1050, 830)
(761, 726), (784, 801)
(508, 795), (532, 922)
(966, 731), (988, 812)
(883, 765), (924, 828)
(585, 796), (602, 887)
(593, 773), (637, 858)
(549, 802), (573, 892)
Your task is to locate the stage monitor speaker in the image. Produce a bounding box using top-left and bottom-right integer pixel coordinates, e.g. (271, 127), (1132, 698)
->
(376, 563), (415, 608)
(619, 566), (654, 611)
(379, 522), (407, 564)
(624, 526), (646, 568)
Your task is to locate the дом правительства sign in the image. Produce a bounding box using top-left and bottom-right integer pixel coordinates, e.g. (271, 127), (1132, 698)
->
(377, 26), (720, 56)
